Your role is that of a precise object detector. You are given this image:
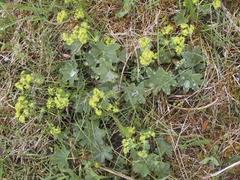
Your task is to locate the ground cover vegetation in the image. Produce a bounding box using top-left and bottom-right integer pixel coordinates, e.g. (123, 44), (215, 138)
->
(0, 0), (240, 179)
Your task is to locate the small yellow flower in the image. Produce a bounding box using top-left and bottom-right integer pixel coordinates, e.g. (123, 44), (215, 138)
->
(139, 36), (157, 66)
(172, 36), (185, 45)
(49, 125), (61, 136)
(93, 88), (104, 99)
(94, 162), (101, 168)
(112, 106), (120, 113)
(139, 130), (155, 143)
(81, 22), (89, 29)
(137, 150), (148, 158)
(183, 0), (199, 6)
(15, 72), (33, 91)
(192, 0), (199, 4)
(139, 37), (151, 49)
(57, 10), (68, 23)
(107, 104), (119, 113)
(180, 24), (195, 36)
(125, 127), (136, 138)
(64, 0), (78, 3)
(15, 96), (35, 123)
(74, 8), (85, 20)
(47, 88), (70, 110)
(171, 36), (185, 55)
(18, 115), (26, 123)
(161, 24), (174, 35)
(64, 0), (72, 3)
(95, 108), (102, 116)
(62, 32), (75, 46)
(77, 22), (90, 44)
(62, 22), (90, 45)
(139, 135), (146, 142)
(89, 88), (105, 116)
(128, 127), (136, 135)
(212, 0), (221, 9)
(78, 28), (88, 44)
(46, 98), (54, 109)
(140, 49), (157, 66)
(89, 97), (98, 108)
(122, 138), (136, 154)
(104, 36), (116, 45)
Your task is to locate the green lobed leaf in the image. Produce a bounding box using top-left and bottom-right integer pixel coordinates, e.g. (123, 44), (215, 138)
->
(156, 137), (172, 157)
(85, 41), (121, 83)
(145, 67), (177, 95)
(178, 70), (203, 92)
(79, 121), (113, 163)
(96, 42), (121, 63)
(74, 93), (90, 114)
(132, 160), (150, 177)
(182, 47), (204, 68)
(85, 169), (102, 180)
(59, 60), (79, 85)
(145, 154), (171, 179)
(174, 10), (188, 25)
(116, 0), (137, 18)
(200, 156), (220, 166)
(92, 145), (113, 163)
(93, 58), (118, 83)
(124, 83), (145, 107)
(50, 145), (70, 170)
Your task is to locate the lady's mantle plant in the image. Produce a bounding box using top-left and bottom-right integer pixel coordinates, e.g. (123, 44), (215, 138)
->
(15, 72), (44, 123)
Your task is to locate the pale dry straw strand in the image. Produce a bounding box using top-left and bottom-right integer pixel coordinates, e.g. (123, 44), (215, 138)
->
(99, 166), (135, 180)
(222, 4), (240, 33)
(202, 160), (240, 179)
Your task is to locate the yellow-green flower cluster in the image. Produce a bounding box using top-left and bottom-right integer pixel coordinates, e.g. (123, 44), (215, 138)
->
(139, 37), (157, 66)
(15, 96), (35, 123)
(212, 0), (221, 9)
(89, 88), (120, 116)
(193, 0), (199, 4)
(47, 88), (70, 110)
(161, 24), (174, 35)
(74, 8), (85, 20)
(139, 130), (155, 143)
(169, 23), (194, 55)
(139, 37), (151, 49)
(104, 36), (116, 45)
(137, 150), (148, 158)
(62, 22), (90, 45)
(125, 126), (136, 138)
(170, 23), (194, 55)
(122, 138), (137, 154)
(15, 72), (44, 91)
(192, 0), (199, 4)
(57, 10), (68, 23)
(89, 88), (105, 116)
(171, 36), (186, 55)
(180, 24), (195, 36)
(106, 104), (119, 113)
(183, 0), (199, 6)
(140, 49), (157, 66)
(64, 0), (78, 3)
(122, 129), (156, 158)
(15, 72), (33, 91)
(49, 123), (61, 136)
